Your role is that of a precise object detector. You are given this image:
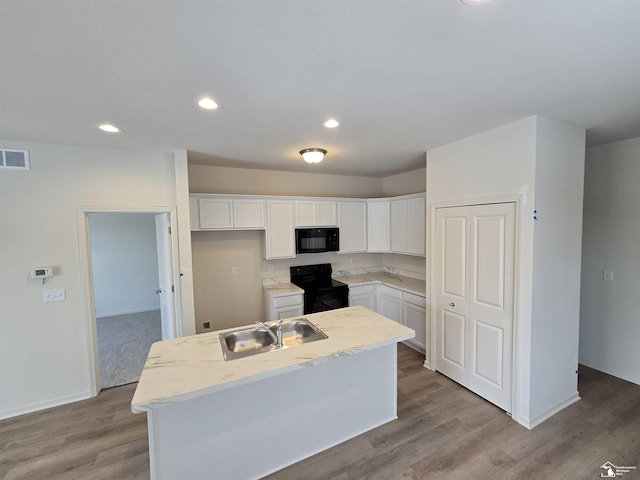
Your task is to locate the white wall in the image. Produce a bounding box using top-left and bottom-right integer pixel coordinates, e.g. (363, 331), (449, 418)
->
(0, 140), (177, 419)
(426, 115), (585, 428)
(188, 164), (383, 197)
(580, 137), (640, 385)
(529, 117), (585, 422)
(89, 213), (160, 317)
(382, 166), (426, 196)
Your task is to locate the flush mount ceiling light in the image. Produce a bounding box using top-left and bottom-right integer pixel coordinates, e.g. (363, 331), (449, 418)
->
(300, 148), (327, 164)
(324, 119), (340, 128)
(197, 97), (219, 110)
(97, 123), (121, 133)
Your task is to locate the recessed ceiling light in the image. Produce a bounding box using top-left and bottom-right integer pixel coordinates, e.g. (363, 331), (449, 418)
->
(461, 0), (493, 5)
(324, 119), (340, 128)
(198, 97), (219, 110)
(97, 123), (121, 133)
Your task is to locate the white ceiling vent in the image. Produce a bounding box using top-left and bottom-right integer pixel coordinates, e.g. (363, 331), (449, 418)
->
(0, 149), (30, 170)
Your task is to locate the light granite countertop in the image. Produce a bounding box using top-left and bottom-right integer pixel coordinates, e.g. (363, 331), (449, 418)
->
(262, 282), (304, 297)
(336, 272), (426, 296)
(131, 306), (414, 413)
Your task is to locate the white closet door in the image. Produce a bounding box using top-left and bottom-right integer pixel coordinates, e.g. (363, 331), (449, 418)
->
(435, 206), (471, 387)
(435, 203), (515, 412)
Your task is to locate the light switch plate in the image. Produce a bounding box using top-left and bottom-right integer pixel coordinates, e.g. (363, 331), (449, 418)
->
(43, 289), (66, 302)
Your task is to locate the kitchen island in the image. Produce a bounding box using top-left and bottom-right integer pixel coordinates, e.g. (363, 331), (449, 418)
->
(132, 306), (414, 480)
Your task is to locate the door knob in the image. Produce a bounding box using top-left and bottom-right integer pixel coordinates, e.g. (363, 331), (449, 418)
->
(449, 302), (455, 307)
(156, 289), (162, 294)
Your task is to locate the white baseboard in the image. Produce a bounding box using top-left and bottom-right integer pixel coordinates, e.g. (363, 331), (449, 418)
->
(0, 390), (92, 421)
(578, 359), (640, 386)
(96, 307), (160, 318)
(514, 392), (581, 430)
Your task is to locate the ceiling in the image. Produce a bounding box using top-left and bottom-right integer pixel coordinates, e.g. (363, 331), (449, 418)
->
(2, 1), (640, 177)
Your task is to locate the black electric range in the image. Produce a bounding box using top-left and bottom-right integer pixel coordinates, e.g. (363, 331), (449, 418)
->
(290, 263), (349, 314)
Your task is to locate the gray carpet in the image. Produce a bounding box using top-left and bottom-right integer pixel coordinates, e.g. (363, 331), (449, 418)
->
(97, 310), (162, 388)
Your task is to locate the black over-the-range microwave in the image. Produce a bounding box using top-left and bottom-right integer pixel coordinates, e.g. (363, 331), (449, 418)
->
(295, 228), (339, 254)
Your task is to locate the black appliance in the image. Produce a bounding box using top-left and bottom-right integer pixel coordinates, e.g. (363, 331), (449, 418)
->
(290, 263), (349, 314)
(295, 228), (339, 254)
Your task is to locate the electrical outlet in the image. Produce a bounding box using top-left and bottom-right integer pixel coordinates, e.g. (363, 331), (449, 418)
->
(603, 270), (614, 282)
(43, 289), (65, 302)
(231, 266), (238, 275)
(202, 321), (211, 329)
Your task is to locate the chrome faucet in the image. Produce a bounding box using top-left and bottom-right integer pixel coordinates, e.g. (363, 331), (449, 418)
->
(256, 319), (284, 347)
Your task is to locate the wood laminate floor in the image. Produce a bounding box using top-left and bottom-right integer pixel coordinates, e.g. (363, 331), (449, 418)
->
(1, 345), (638, 480)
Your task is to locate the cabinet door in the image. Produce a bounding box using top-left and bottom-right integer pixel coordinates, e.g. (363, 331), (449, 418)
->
(367, 200), (391, 252)
(403, 302), (427, 352)
(199, 198), (233, 229)
(338, 201), (367, 253)
(295, 201), (317, 227)
(234, 199), (265, 228)
(391, 199), (408, 253)
(379, 294), (402, 324)
(275, 305), (303, 320)
(349, 294), (375, 310)
(265, 200), (295, 259)
(317, 201), (337, 226)
(406, 196), (425, 255)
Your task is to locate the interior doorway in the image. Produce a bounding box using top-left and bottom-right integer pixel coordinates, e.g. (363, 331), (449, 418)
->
(78, 208), (179, 394)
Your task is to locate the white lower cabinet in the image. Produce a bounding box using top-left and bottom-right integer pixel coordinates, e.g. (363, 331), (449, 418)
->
(402, 291), (428, 355)
(370, 283), (428, 355)
(265, 292), (304, 322)
(348, 284), (376, 311)
(377, 285), (402, 323)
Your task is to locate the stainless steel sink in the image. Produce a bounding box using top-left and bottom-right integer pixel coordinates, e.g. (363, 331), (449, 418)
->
(219, 318), (328, 360)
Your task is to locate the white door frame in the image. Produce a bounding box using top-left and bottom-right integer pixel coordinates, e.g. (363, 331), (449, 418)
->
(77, 206), (183, 397)
(429, 193), (521, 419)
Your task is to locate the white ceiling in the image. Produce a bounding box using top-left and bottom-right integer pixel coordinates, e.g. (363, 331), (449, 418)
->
(2, 1), (640, 177)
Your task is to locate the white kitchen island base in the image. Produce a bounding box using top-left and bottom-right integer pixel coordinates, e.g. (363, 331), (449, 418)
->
(147, 344), (397, 480)
(132, 307), (415, 480)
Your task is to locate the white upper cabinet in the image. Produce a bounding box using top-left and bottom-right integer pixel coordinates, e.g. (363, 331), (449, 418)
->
(391, 199), (408, 253)
(390, 194), (425, 256)
(190, 192), (425, 256)
(367, 199), (391, 252)
(406, 196), (426, 255)
(234, 199), (265, 228)
(317, 201), (337, 226)
(199, 198), (233, 229)
(264, 200), (295, 259)
(338, 201), (367, 253)
(191, 195), (265, 230)
(295, 200), (337, 227)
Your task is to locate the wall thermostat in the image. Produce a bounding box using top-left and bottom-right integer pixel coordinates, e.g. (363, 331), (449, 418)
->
(31, 267), (53, 279)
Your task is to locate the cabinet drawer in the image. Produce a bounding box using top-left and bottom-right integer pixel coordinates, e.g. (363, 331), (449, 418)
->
(348, 284), (375, 296)
(402, 291), (426, 308)
(378, 285), (401, 299)
(273, 294), (303, 308)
